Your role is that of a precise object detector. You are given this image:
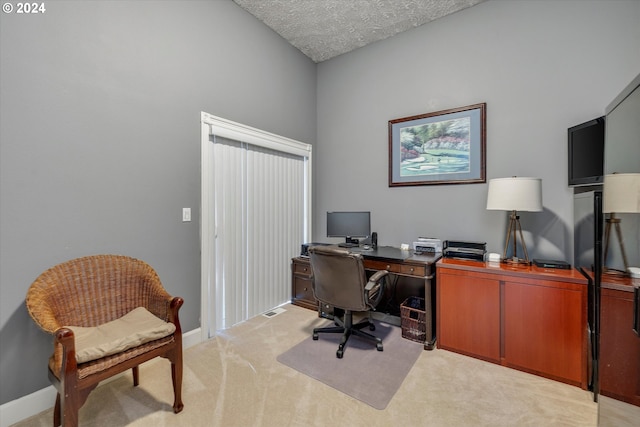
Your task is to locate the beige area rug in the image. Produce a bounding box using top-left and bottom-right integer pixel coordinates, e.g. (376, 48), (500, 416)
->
(277, 319), (423, 410)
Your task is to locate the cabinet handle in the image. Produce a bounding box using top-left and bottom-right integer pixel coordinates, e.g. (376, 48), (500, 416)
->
(303, 267), (308, 272)
(634, 287), (639, 337)
(410, 267), (414, 273)
(386, 265), (391, 269)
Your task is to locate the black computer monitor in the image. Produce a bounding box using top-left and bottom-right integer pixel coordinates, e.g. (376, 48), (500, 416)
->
(326, 211), (370, 247)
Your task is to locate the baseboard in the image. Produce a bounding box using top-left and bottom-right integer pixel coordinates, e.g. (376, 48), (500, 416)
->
(0, 327), (203, 427)
(0, 385), (57, 427)
(182, 327), (202, 349)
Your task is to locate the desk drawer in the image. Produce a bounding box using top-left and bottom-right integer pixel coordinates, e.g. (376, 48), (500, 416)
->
(365, 260), (426, 277)
(291, 258), (317, 311)
(293, 260), (312, 277)
(293, 277), (314, 302)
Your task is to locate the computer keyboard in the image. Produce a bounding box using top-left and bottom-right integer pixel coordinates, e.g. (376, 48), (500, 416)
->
(338, 243), (359, 248)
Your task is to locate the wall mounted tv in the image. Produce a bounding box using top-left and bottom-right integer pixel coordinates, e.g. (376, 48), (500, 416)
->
(568, 116), (605, 187)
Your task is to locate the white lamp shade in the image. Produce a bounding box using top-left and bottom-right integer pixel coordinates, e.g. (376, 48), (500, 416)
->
(603, 173), (640, 213)
(486, 177), (543, 211)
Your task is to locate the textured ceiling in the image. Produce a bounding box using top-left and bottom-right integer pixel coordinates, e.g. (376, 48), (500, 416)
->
(233, 0), (486, 63)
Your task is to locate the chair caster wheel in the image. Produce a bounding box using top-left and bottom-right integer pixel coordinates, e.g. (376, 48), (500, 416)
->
(313, 333), (319, 340)
(336, 350), (344, 358)
(376, 343), (383, 351)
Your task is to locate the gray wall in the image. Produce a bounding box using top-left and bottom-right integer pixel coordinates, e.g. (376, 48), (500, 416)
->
(0, 0), (316, 404)
(315, 0), (640, 260)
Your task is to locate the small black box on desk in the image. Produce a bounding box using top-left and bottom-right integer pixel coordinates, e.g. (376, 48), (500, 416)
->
(533, 259), (571, 269)
(443, 240), (486, 261)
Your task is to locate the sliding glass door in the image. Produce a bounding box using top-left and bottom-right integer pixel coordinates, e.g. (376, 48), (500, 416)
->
(201, 113), (312, 336)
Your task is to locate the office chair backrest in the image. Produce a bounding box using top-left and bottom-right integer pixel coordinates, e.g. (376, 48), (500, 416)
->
(308, 246), (368, 312)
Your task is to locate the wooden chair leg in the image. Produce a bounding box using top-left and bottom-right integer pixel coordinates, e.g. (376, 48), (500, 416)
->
(53, 393), (61, 427)
(171, 358), (184, 413)
(132, 366), (139, 386)
(59, 389), (79, 427)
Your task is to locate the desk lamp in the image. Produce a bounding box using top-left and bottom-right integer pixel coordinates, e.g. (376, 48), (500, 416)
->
(486, 177), (543, 265)
(603, 173), (640, 274)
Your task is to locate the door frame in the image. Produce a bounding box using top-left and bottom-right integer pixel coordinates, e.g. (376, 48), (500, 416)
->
(200, 112), (312, 340)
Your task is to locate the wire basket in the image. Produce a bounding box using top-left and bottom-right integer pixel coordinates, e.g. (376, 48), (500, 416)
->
(400, 296), (426, 343)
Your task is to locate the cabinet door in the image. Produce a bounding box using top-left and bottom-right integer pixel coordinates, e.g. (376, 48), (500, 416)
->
(599, 288), (640, 406)
(504, 280), (584, 386)
(437, 271), (500, 362)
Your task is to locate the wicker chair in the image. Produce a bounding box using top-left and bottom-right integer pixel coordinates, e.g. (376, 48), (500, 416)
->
(26, 255), (184, 427)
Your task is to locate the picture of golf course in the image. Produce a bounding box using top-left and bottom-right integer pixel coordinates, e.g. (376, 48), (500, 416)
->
(399, 116), (471, 177)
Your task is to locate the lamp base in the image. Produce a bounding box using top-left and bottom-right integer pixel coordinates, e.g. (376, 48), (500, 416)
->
(602, 267), (629, 277)
(502, 256), (531, 266)
(501, 211), (532, 266)
(604, 215), (630, 273)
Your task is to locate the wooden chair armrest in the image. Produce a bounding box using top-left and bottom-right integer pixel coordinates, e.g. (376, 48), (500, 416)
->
(168, 297), (184, 333)
(51, 327), (77, 379)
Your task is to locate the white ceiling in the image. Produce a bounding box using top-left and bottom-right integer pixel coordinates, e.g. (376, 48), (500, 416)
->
(233, 0), (486, 63)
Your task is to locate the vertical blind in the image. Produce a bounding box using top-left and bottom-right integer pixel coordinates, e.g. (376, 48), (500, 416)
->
(212, 134), (306, 329)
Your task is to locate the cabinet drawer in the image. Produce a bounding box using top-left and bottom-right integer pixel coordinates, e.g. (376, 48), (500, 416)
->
(293, 261), (312, 277)
(293, 277), (314, 302)
(399, 264), (427, 276)
(365, 259), (426, 277)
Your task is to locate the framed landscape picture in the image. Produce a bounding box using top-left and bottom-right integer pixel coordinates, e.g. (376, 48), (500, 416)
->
(388, 103), (486, 186)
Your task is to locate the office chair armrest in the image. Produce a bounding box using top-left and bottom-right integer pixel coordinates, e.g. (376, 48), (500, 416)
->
(365, 270), (388, 308)
(367, 270), (388, 287)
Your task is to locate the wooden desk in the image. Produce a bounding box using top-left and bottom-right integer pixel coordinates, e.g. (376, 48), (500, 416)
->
(291, 246), (440, 350)
(436, 258), (589, 389)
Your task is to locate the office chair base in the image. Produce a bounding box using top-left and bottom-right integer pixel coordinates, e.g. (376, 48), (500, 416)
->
(313, 312), (383, 358)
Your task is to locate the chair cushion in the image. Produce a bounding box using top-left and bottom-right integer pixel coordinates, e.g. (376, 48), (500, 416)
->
(66, 307), (176, 363)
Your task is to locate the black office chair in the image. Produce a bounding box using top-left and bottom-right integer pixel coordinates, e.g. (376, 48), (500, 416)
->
(308, 246), (388, 358)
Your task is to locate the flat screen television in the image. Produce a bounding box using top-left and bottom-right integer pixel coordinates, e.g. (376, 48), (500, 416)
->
(326, 211), (370, 247)
(568, 117), (605, 187)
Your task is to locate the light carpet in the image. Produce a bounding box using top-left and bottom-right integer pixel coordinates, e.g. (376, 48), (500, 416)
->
(277, 319), (423, 409)
(12, 304), (598, 427)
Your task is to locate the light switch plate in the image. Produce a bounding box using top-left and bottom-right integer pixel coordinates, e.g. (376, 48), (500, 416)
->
(182, 208), (191, 222)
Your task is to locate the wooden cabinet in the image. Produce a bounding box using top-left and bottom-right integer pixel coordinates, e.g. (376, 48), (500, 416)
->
(291, 257), (316, 311)
(599, 276), (640, 406)
(437, 258), (588, 389)
(437, 268), (501, 362)
(503, 276), (585, 385)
